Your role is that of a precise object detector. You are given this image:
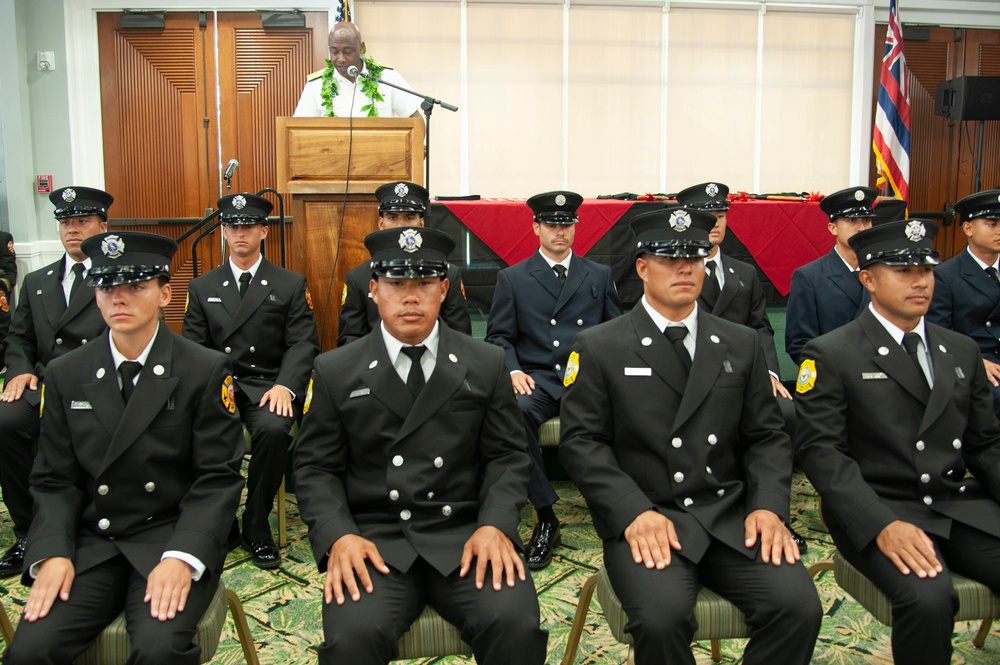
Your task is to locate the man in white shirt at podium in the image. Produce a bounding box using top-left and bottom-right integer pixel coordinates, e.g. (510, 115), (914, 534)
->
(294, 22), (422, 119)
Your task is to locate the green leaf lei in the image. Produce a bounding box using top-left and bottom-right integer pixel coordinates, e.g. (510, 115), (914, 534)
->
(320, 55), (386, 118)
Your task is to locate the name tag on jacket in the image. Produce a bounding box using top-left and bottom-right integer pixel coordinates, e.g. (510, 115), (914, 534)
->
(624, 367), (651, 376)
(862, 372), (888, 380)
(350, 388), (371, 399)
(71, 401), (93, 409)
(207, 297), (222, 303)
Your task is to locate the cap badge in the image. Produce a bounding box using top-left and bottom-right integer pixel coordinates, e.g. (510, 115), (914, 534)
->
(905, 220), (926, 242)
(398, 228), (423, 253)
(555, 194), (567, 207)
(394, 182), (409, 197)
(706, 183), (719, 197)
(854, 189), (865, 201)
(669, 210), (691, 232)
(62, 188), (76, 203)
(232, 195), (247, 210)
(101, 235), (125, 259)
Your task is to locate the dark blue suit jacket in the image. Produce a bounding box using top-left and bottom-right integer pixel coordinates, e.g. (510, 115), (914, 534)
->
(485, 251), (622, 400)
(927, 248), (1000, 361)
(785, 248), (868, 366)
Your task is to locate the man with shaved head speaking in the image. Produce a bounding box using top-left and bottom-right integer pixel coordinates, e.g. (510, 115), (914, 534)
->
(294, 22), (422, 119)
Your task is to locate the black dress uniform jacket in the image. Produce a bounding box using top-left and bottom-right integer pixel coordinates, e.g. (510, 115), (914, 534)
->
(485, 251), (622, 399)
(183, 259), (319, 402)
(559, 305), (791, 564)
(927, 249), (1000, 362)
(784, 248), (868, 366)
(701, 255), (780, 375)
(795, 309), (1000, 553)
(5, 257), (107, 405)
(293, 324), (531, 577)
(23, 328), (245, 584)
(338, 262), (471, 347)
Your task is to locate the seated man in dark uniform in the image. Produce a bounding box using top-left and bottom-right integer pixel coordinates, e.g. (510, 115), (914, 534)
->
(294, 227), (547, 665)
(560, 206), (821, 665)
(0, 187), (111, 577)
(4, 232), (245, 665)
(785, 186), (876, 365)
(184, 193), (319, 569)
(796, 219), (1000, 665)
(338, 181), (470, 347)
(485, 191), (622, 569)
(927, 189), (1000, 419)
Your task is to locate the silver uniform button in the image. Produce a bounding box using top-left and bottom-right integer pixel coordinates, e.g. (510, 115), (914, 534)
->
(144, 482), (156, 492)
(224, 346), (232, 353)
(673, 472), (684, 483)
(923, 495), (933, 505)
(959, 486), (967, 493)
(392, 455), (404, 467)
(81, 339), (87, 344)
(553, 340), (560, 347)
(920, 474), (930, 484)
(97, 485), (109, 496)
(389, 490), (399, 501)
(153, 365), (164, 376)
(434, 457), (444, 468)
(915, 441), (925, 451)
(706, 466), (712, 474)
(555, 364), (561, 371)
(641, 337), (652, 346)
(442, 505), (452, 517)
(250, 346), (255, 353)
(671, 437), (682, 448)
(369, 360), (378, 369)
(717, 488), (725, 497)
(400, 509), (412, 521)
(577, 319), (583, 326)
(550, 319), (557, 326)
(953, 439), (962, 449)
(55, 338), (63, 345)
(96, 368), (106, 379)
(683, 497), (694, 507)
(707, 434), (718, 445)
(98, 518), (110, 530)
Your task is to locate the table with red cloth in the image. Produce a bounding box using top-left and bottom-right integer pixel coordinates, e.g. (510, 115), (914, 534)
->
(427, 198), (833, 310)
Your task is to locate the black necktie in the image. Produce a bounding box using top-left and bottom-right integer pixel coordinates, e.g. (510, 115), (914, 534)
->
(701, 260), (721, 309)
(902, 332), (927, 384)
(69, 262), (86, 304)
(400, 346), (426, 399)
(119, 361), (142, 403)
(986, 266), (1000, 287)
(664, 327), (692, 375)
(553, 264), (567, 286)
(238, 271), (252, 298)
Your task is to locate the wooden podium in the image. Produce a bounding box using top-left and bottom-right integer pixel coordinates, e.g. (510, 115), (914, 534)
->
(276, 117), (424, 351)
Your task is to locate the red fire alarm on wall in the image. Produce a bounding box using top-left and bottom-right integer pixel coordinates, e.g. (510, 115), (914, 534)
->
(36, 175), (53, 194)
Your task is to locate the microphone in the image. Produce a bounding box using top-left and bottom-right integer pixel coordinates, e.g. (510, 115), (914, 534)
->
(223, 159), (239, 180)
(346, 65), (359, 78)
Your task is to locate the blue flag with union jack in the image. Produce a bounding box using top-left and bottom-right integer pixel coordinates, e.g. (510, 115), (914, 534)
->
(335, 0), (352, 23)
(873, 0), (911, 204)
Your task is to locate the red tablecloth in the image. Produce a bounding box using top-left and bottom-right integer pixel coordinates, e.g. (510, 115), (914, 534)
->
(440, 198), (833, 296)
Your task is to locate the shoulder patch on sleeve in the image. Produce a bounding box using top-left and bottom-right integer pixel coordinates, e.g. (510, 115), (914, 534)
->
(341, 283), (348, 306)
(303, 377), (314, 414)
(306, 69), (324, 81)
(305, 287), (314, 310)
(222, 375), (236, 414)
(184, 291), (190, 314)
(39, 384), (45, 418)
(796, 359), (817, 394)
(564, 351), (580, 387)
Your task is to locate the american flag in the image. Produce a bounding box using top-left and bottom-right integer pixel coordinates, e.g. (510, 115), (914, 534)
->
(334, 0), (352, 23)
(873, 0), (911, 204)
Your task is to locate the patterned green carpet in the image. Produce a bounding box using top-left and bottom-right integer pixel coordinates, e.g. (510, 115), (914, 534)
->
(0, 472), (998, 663)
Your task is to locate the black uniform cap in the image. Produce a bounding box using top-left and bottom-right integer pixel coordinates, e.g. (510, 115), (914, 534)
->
(526, 191), (583, 224)
(365, 226), (455, 279)
(848, 219), (940, 270)
(629, 206), (716, 258)
(82, 232), (178, 287)
(872, 198), (907, 226)
(376, 182), (429, 214)
(218, 193), (272, 226)
(819, 187), (877, 220)
(675, 182), (730, 211)
(954, 189), (1000, 221)
(49, 186), (114, 221)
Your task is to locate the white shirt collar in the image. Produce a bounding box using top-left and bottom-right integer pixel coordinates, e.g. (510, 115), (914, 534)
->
(640, 296), (699, 338)
(965, 245), (999, 271)
(538, 249), (573, 272)
(380, 320), (440, 367)
(64, 255), (92, 278)
(229, 254), (263, 281)
(108, 322), (161, 368)
(833, 244), (858, 273)
(868, 303), (927, 350)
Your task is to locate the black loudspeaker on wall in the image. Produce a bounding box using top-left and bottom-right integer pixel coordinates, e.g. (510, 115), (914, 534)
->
(935, 77), (1000, 120)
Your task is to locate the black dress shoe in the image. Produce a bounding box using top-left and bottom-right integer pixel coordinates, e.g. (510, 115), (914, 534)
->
(790, 527), (808, 555)
(242, 536), (281, 570)
(0, 538), (27, 578)
(525, 521), (561, 570)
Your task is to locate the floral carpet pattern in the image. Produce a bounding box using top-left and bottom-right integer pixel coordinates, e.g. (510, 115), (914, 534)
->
(1, 472), (998, 664)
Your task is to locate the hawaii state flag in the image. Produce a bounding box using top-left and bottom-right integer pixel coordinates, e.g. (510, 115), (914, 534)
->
(873, 0), (911, 203)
